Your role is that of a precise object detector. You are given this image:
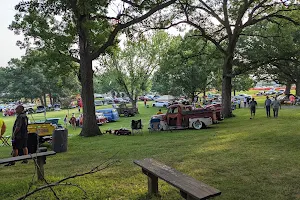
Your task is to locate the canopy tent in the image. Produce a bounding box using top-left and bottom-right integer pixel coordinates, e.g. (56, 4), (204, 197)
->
(155, 95), (175, 102)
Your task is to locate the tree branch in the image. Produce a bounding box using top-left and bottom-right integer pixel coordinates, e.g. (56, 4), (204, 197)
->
(17, 153), (120, 200)
(90, 0), (176, 60)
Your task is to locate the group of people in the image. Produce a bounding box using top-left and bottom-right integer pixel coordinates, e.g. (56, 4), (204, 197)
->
(64, 113), (83, 129)
(0, 105), (29, 166)
(249, 96), (281, 119)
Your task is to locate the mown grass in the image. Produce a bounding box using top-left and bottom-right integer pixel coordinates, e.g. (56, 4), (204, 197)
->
(1, 101), (300, 200)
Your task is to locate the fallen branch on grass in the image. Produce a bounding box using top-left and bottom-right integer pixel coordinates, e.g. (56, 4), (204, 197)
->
(18, 153), (120, 200)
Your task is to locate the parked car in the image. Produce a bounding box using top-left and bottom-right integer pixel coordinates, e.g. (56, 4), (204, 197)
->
(3, 108), (15, 116)
(69, 102), (77, 108)
(152, 101), (170, 107)
(153, 95), (160, 100)
(278, 94), (297, 104)
(95, 113), (108, 125)
(36, 106), (46, 113)
(116, 103), (138, 117)
(123, 97), (131, 102)
(96, 108), (119, 122)
(94, 100), (104, 106)
(104, 97), (114, 104)
(45, 118), (63, 128)
(0, 104), (6, 112)
(53, 104), (61, 111)
(234, 94), (252, 100)
(276, 91), (284, 95)
(139, 96), (151, 101)
(25, 107), (35, 114)
(265, 90), (276, 95)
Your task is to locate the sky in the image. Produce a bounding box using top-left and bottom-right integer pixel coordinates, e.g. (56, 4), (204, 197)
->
(0, 0), (25, 67)
(0, 0), (182, 68)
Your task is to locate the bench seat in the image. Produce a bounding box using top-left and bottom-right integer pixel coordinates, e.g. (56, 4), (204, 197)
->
(134, 158), (221, 200)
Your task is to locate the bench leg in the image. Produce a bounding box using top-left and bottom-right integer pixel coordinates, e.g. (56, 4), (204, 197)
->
(142, 169), (158, 195)
(147, 173), (158, 195)
(180, 190), (198, 200)
(37, 156), (45, 181)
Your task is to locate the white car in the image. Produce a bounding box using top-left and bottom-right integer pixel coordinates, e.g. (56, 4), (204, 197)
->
(234, 94), (252, 100)
(152, 101), (169, 107)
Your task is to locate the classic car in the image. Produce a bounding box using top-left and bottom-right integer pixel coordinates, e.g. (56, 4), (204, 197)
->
(36, 106), (46, 113)
(96, 113), (108, 125)
(152, 101), (170, 107)
(96, 108), (119, 122)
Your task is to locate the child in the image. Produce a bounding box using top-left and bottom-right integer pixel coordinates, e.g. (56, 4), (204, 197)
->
(63, 115), (68, 127)
(157, 109), (163, 115)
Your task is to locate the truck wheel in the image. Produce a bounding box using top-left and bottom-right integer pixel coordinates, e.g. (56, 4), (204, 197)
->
(192, 120), (203, 130)
(124, 111), (129, 117)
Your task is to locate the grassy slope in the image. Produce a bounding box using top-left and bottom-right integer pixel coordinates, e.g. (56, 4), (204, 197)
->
(1, 100), (300, 200)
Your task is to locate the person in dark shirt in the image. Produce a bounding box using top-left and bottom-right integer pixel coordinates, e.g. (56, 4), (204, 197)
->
(249, 98), (258, 119)
(264, 96), (272, 118)
(5, 105), (29, 166)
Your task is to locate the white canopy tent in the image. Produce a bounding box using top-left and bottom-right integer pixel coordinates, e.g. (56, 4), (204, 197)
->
(155, 95), (175, 102)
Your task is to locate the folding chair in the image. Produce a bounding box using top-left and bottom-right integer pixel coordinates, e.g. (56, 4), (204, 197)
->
(131, 119), (143, 135)
(149, 118), (161, 133)
(1, 136), (11, 146)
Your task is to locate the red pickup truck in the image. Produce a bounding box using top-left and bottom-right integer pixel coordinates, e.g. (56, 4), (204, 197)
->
(151, 104), (215, 130)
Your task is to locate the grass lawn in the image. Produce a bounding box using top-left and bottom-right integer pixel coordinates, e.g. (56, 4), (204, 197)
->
(1, 101), (300, 200)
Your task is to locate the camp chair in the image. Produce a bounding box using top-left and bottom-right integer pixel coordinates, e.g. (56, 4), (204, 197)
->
(131, 119), (143, 135)
(1, 136), (11, 146)
(149, 118), (161, 133)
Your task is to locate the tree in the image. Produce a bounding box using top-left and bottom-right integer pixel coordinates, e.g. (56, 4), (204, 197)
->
(152, 32), (221, 99)
(237, 13), (300, 95)
(164, 0), (300, 117)
(2, 52), (80, 104)
(94, 71), (120, 95)
(103, 31), (171, 107)
(10, 0), (176, 136)
(232, 75), (255, 96)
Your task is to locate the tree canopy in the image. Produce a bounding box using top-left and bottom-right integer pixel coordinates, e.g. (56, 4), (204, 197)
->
(10, 0), (176, 136)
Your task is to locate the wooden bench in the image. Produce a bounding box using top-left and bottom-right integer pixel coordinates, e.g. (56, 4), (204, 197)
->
(134, 158), (221, 200)
(0, 151), (56, 181)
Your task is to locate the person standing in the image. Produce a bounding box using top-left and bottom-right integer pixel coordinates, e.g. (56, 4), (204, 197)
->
(63, 115), (68, 127)
(78, 105), (81, 113)
(243, 97), (247, 108)
(271, 97), (281, 118)
(0, 118), (6, 138)
(144, 98), (147, 107)
(6, 105), (29, 166)
(264, 96), (272, 118)
(69, 114), (77, 130)
(237, 99), (241, 108)
(289, 95), (295, 105)
(249, 98), (257, 119)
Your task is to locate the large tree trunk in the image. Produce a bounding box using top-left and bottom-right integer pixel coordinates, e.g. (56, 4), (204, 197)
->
(78, 16), (101, 137)
(222, 56), (233, 118)
(285, 81), (292, 94)
(296, 82), (300, 96)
